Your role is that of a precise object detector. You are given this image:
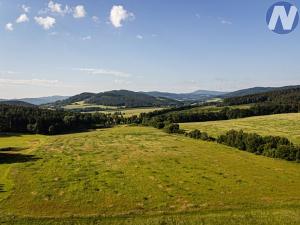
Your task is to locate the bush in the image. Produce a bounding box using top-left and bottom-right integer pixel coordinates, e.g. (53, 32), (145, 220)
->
(164, 123), (184, 134)
(217, 130), (299, 162)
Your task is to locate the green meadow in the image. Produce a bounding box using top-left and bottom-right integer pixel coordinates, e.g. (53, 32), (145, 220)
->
(0, 125), (300, 224)
(181, 113), (300, 144)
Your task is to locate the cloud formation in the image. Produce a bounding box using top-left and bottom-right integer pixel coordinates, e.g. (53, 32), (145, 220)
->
(16, 14), (29, 23)
(5, 23), (14, 31)
(220, 19), (232, 25)
(21, 4), (30, 13)
(76, 68), (132, 78)
(0, 78), (59, 87)
(110, 5), (134, 28)
(136, 34), (143, 39)
(48, 1), (63, 14)
(34, 16), (56, 30)
(81, 36), (92, 41)
(73, 5), (86, 18)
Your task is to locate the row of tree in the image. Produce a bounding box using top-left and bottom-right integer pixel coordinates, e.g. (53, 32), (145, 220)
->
(217, 130), (300, 162)
(137, 103), (300, 127)
(153, 121), (300, 162)
(224, 86), (300, 105)
(0, 104), (124, 135)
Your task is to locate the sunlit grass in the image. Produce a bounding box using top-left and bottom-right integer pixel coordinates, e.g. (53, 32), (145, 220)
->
(180, 113), (300, 144)
(0, 126), (299, 224)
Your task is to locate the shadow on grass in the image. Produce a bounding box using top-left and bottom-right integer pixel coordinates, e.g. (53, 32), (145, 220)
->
(0, 153), (40, 165)
(0, 133), (22, 138)
(0, 184), (5, 193)
(0, 147), (28, 152)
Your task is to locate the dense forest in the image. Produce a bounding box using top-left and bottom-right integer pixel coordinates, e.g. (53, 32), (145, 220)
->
(185, 128), (300, 162)
(217, 130), (300, 161)
(0, 104), (122, 135)
(138, 103), (300, 126)
(224, 86), (300, 105)
(49, 90), (183, 108)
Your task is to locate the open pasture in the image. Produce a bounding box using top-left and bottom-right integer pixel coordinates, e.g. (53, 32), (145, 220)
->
(0, 126), (299, 224)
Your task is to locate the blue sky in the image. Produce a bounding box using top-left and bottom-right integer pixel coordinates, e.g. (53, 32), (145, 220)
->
(0, 0), (300, 98)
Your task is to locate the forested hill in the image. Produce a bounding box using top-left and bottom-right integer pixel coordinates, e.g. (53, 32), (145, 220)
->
(221, 87), (276, 98)
(224, 86), (300, 105)
(51, 90), (183, 108)
(0, 100), (36, 107)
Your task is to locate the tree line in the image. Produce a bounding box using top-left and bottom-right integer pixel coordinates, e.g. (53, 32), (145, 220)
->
(0, 104), (123, 135)
(224, 86), (300, 105)
(151, 121), (300, 162)
(216, 130), (300, 161)
(136, 103), (300, 127)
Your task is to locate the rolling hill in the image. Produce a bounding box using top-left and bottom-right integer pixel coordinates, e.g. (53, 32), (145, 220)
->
(224, 85), (300, 105)
(180, 113), (300, 144)
(0, 100), (36, 107)
(18, 96), (69, 105)
(0, 96), (69, 106)
(145, 90), (227, 101)
(222, 85), (300, 99)
(0, 126), (299, 224)
(221, 87), (276, 98)
(51, 90), (183, 108)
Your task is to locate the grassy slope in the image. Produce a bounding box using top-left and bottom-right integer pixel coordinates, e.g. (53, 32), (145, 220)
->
(0, 126), (300, 224)
(180, 113), (300, 144)
(63, 102), (164, 117)
(106, 107), (165, 117)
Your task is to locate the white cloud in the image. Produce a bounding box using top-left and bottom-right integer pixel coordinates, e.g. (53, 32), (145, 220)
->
(75, 68), (132, 78)
(48, 1), (63, 14)
(109, 5), (134, 28)
(220, 19), (232, 25)
(5, 23), (14, 31)
(73, 5), (86, 18)
(92, 16), (100, 23)
(48, 1), (71, 15)
(34, 16), (56, 30)
(81, 36), (91, 41)
(0, 78), (59, 87)
(136, 34), (143, 40)
(22, 4), (30, 13)
(16, 14), (29, 23)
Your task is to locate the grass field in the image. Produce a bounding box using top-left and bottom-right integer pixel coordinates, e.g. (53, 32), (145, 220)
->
(106, 107), (165, 117)
(180, 113), (300, 144)
(63, 101), (119, 110)
(0, 126), (300, 224)
(63, 102), (164, 117)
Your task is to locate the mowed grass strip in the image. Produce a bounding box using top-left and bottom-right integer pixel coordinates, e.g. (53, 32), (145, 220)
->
(0, 126), (299, 222)
(180, 113), (300, 144)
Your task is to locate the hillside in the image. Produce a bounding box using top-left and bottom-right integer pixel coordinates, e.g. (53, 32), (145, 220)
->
(18, 96), (69, 105)
(52, 90), (182, 108)
(224, 86), (300, 105)
(0, 100), (35, 107)
(222, 87), (276, 98)
(180, 113), (300, 144)
(0, 126), (299, 224)
(145, 90), (227, 101)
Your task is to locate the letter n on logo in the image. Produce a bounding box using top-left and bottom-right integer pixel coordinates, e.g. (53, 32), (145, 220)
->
(266, 1), (299, 34)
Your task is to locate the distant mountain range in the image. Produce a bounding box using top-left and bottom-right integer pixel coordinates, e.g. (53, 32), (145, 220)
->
(221, 85), (300, 98)
(221, 87), (277, 98)
(50, 90), (183, 108)
(0, 96), (69, 105)
(143, 90), (227, 101)
(2, 85), (299, 108)
(0, 100), (36, 107)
